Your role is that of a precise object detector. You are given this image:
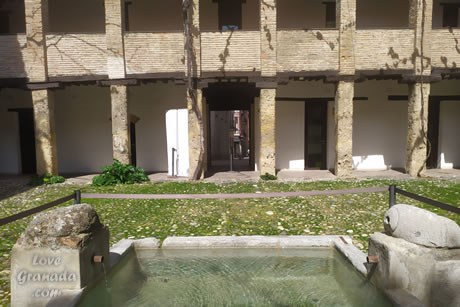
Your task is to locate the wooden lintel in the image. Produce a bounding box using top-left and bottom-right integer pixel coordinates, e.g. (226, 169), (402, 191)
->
(8, 108), (33, 113)
(26, 82), (61, 90)
(126, 72), (186, 80)
(98, 79), (139, 86)
(325, 75), (356, 83)
(48, 75), (108, 82)
(389, 95), (460, 101)
(399, 75), (442, 83)
(276, 97), (368, 102)
(256, 81), (278, 89)
(201, 71), (261, 79)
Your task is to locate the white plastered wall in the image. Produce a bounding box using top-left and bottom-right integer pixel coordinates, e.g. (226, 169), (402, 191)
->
(54, 85), (112, 174)
(275, 81), (335, 170)
(431, 80), (460, 169)
(0, 89), (32, 174)
(48, 0), (105, 33)
(129, 83), (186, 173)
(1, 0), (26, 33)
(432, 0), (460, 28)
(200, 0), (260, 31)
(353, 80), (408, 170)
(277, 0), (329, 29)
(356, 0), (410, 28)
(125, 0), (183, 32)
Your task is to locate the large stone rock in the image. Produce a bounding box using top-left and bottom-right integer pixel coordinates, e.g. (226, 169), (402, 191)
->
(11, 204), (110, 307)
(17, 204), (104, 250)
(384, 204), (460, 248)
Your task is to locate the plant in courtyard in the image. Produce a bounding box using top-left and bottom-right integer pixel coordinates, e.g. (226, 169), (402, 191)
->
(30, 173), (66, 186)
(92, 160), (149, 186)
(260, 173), (277, 181)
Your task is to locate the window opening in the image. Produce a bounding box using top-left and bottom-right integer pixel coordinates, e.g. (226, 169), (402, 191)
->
(0, 11), (9, 34)
(124, 0), (132, 31)
(323, 1), (336, 28)
(442, 3), (460, 27)
(217, 0), (244, 31)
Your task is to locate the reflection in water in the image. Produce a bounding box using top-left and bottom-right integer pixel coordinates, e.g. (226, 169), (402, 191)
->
(78, 248), (391, 307)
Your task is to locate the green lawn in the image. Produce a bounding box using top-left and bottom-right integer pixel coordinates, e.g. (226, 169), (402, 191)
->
(0, 179), (459, 306)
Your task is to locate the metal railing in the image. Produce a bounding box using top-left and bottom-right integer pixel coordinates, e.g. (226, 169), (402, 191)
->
(1, 185), (458, 227)
(0, 190), (81, 226)
(389, 184), (460, 214)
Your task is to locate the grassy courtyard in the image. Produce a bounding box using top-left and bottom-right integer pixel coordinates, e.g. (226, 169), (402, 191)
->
(0, 178), (459, 306)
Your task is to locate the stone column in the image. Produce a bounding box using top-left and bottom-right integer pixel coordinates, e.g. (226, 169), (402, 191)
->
(335, 0), (356, 177)
(337, 0), (356, 75)
(184, 0), (201, 78)
(334, 81), (354, 178)
(406, 82), (430, 177)
(24, 0), (49, 82)
(187, 89), (205, 179)
(409, 0), (433, 76)
(32, 89), (58, 175)
(259, 89), (276, 175)
(202, 97), (208, 173)
(260, 0), (277, 77)
(110, 85), (130, 164)
(105, 0), (126, 79)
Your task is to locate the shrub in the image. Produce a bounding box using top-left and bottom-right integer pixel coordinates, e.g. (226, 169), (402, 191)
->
(30, 173), (66, 186)
(92, 160), (150, 186)
(260, 173), (277, 181)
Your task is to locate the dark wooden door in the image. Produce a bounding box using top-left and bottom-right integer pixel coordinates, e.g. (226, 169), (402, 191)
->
(427, 98), (440, 169)
(305, 100), (328, 170)
(130, 122), (137, 166)
(18, 110), (37, 174)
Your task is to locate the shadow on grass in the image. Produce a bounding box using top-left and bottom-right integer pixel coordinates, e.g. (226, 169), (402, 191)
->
(0, 175), (34, 201)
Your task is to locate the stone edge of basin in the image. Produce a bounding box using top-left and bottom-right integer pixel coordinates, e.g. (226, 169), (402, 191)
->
(160, 235), (367, 276)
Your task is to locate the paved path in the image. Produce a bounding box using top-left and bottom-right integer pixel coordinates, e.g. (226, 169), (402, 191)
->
(81, 186), (388, 200)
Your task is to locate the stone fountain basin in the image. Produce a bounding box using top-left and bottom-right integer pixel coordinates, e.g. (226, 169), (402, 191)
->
(70, 236), (393, 307)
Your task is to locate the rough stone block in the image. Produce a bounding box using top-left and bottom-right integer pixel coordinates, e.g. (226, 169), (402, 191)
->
(11, 204), (110, 307)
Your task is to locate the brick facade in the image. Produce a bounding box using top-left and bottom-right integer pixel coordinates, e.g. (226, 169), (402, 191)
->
(1, 0), (459, 178)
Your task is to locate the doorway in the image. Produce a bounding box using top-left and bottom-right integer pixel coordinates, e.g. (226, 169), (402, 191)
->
(427, 97), (440, 169)
(204, 83), (257, 172)
(304, 100), (328, 170)
(130, 122), (137, 166)
(9, 109), (37, 174)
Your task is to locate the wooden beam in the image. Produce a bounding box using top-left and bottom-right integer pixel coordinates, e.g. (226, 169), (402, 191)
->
(26, 82), (61, 90)
(388, 95), (460, 101)
(276, 97), (368, 102)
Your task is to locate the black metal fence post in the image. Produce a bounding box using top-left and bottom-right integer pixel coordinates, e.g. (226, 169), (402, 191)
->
(74, 190), (81, 204)
(389, 185), (396, 208)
